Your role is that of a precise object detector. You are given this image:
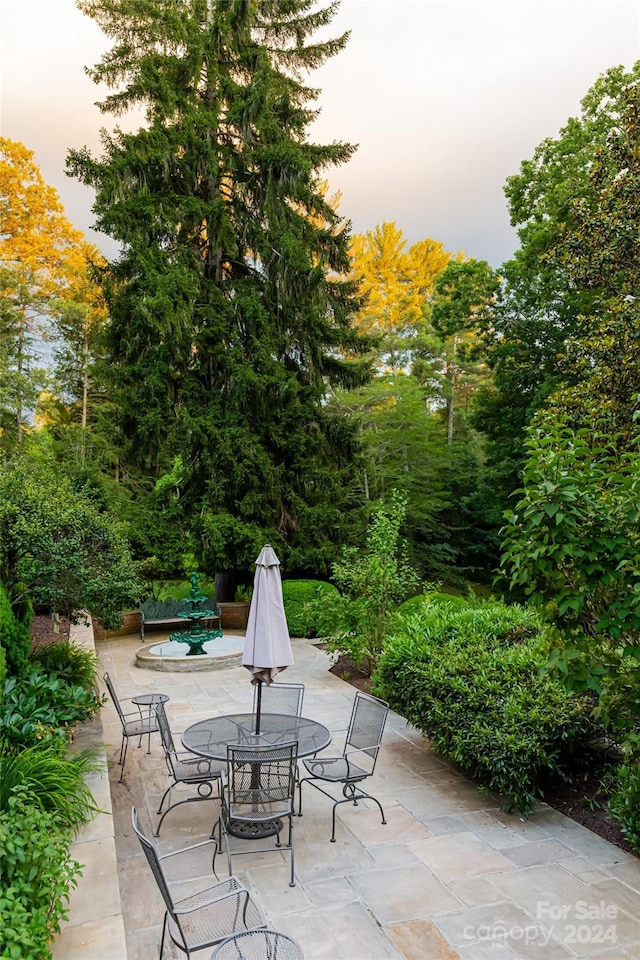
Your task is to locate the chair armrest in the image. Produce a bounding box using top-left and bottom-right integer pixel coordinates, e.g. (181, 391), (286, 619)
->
(175, 750), (222, 777)
(343, 745), (378, 775)
(159, 836), (218, 862)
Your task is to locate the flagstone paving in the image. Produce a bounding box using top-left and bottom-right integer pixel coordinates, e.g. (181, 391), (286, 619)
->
(56, 626), (640, 960)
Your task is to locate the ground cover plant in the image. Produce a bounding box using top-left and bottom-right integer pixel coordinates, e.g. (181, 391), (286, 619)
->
(0, 603), (104, 958)
(374, 598), (598, 812)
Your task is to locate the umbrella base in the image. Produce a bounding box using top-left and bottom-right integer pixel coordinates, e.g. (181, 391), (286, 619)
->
(226, 817), (282, 839)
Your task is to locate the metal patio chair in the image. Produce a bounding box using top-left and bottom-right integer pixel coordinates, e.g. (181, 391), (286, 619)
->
(103, 672), (161, 781)
(216, 741), (298, 887)
(297, 691), (389, 842)
(132, 806), (265, 960)
(252, 681), (305, 717)
(154, 703), (225, 836)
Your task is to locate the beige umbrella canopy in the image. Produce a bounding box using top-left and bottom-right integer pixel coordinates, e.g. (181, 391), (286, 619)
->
(242, 545), (293, 733)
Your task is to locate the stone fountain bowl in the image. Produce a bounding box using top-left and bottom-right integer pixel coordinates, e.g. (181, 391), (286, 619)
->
(136, 635), (245, 672)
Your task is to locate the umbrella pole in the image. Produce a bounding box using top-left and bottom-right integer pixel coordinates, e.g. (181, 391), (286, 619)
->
(255, 679), (262, 735)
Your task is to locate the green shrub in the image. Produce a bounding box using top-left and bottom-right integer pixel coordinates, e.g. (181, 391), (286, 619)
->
(326, 492), (421, 673)
(150, 577), (217, 602)
(0, 743), (102, 829)
(0, 644), (6, 693)
(608, 763), (640, 851)
(374, 601), (596, 813)
(0, 582), (31, 678)
(31, 639), (101, 690)
(394, 591), (469, 622)
(0, 669), (103, 749)
(0, 786), (82, 959)
(282, 580), (340, 638)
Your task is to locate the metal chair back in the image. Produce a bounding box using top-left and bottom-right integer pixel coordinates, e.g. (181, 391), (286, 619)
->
(252, 682), (304, 717)
(344, 691), (389, 776)
(103, 671), (125, 722)
(155, 700), (177, 759)
(225, 741), (298, 822)
(131, 806), (176, 917)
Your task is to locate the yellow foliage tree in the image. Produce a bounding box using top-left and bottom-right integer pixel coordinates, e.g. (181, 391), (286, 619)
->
(0, 138), (100, 447)
(348, 221), (452, 372)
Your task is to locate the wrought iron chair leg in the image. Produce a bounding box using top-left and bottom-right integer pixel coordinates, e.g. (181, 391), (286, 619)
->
(157, 784), (173, 816)
(159, 913), (168, 960)
(289, 816), (295, 887)
(119, 738), (129, 782)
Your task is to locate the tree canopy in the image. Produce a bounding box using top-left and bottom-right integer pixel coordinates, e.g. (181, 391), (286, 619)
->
(68, 0), (372, 590)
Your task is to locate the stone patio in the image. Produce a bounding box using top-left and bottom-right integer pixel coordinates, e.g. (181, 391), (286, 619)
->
(54, 623), (640, 960)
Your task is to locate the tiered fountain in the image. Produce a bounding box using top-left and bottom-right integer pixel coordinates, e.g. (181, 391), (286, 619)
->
(135, 573), (245, 672)
(171, 572), (223, 655)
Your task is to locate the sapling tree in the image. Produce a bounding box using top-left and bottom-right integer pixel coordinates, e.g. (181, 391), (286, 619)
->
(321, 490), (421, 673)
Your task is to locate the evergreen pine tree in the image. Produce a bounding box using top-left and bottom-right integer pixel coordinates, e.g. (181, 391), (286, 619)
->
(68, 0), (370, 590)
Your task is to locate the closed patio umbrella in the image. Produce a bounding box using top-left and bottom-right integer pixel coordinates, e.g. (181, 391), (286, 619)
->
(242, 545), (293, 734)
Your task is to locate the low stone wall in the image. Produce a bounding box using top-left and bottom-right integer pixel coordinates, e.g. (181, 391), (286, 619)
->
(52, 620), (127, 960)
(93, 601), (250, 640)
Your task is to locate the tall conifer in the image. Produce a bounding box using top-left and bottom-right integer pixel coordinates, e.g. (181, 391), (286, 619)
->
(68, 0), (369, 587)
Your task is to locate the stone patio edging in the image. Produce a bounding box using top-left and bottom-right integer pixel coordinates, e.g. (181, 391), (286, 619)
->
(52, 618), (127, 960)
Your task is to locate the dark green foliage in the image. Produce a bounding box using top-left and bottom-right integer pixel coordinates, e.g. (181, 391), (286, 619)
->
(500, 411), (640, 753)
(0, 581), (30, 677)
(30, 640), (101, 691)
(373, 602), (596, 812)
(472, 63), (640, 508)
(0, 786), (82, 960)
(68, 0), (372, 582)
(0, 459), (140, 629)
(281, 579), (339, 638)
(608, 763), (640, 852)
(150, 577), (217, 602)
(0, 669), (103, 749)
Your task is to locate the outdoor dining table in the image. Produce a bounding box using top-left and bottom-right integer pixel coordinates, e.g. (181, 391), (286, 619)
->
(182, 713), (331, 840)
(181, 712), (331, 762)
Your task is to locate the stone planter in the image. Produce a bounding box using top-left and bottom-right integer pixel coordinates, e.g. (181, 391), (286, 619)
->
(216, 601), (250, 630)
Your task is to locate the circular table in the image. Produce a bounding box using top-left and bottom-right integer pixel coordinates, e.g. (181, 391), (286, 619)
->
(182, 712), (331, 761)
(182, 712), (331, 840)
(210, 929), (304, 959)
(131, 692), (169, 753)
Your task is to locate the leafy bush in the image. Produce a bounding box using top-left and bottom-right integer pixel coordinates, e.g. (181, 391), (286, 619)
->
(0, 582), (31, 677)
(0, 786), (82, 960)
(374, 601), (597, 812)
(0, 743), (102, 829)
(608, 763), (640, 851)
(500, 412), (640, 751)
(319, 492), (421, 672)
(394, 590), (470, 621)
(0, 459), (140, 629)
(282, 580), (340, 637)
(31, 639), (101, 690)
(150, 577), (217, 602)
(0, 669), (103, 749)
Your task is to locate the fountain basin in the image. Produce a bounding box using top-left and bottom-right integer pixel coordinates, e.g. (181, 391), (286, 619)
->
(136, 636), (245, 672)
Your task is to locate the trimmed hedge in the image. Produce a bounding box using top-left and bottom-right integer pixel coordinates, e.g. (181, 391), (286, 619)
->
(608, 763), (640, 851)
(282, 580), (340, 638)
(373, 600), (597, 812)
(0, 582), (31, 677)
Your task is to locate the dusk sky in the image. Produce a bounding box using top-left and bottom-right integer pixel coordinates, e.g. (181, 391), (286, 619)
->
(2, 0), (639, 267)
